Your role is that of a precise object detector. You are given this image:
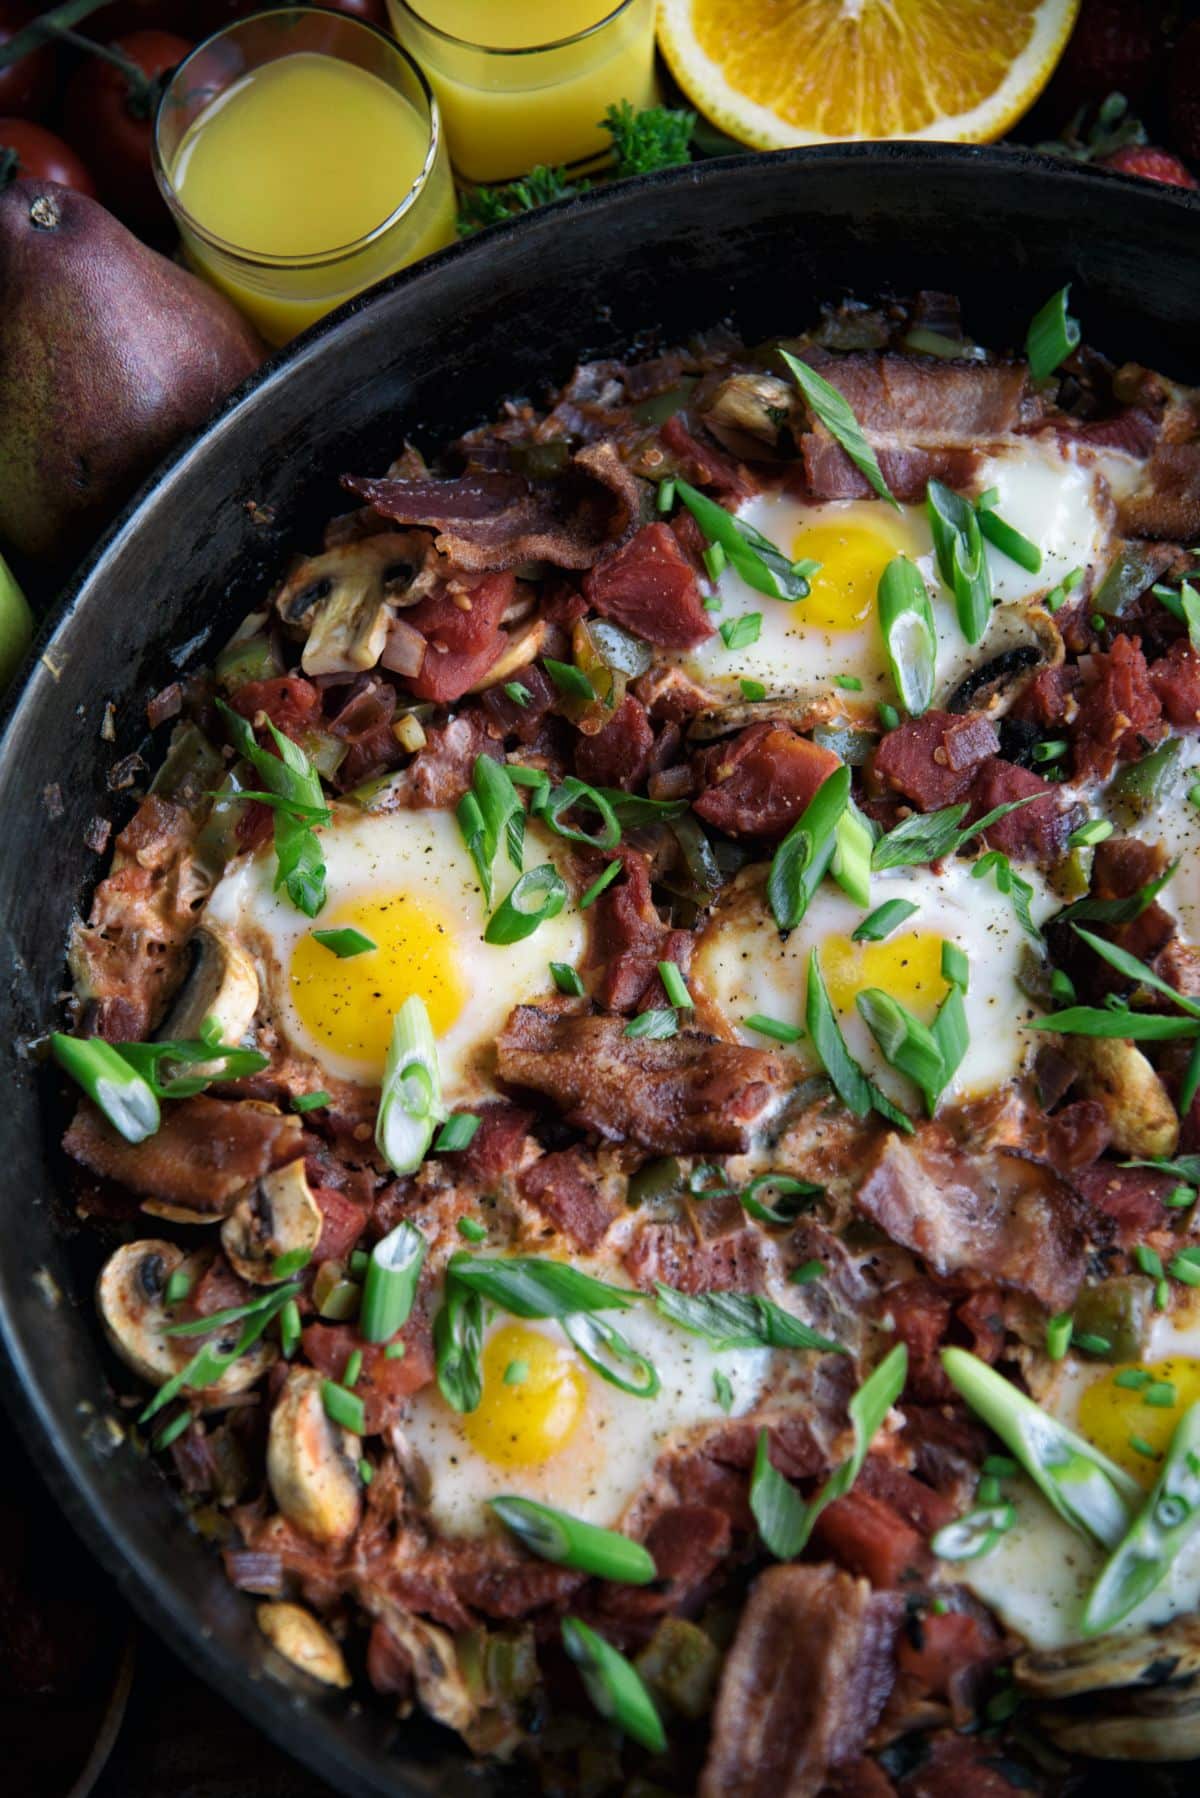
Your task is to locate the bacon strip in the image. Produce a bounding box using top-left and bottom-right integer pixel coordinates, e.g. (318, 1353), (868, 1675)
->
(699, 1564), (901, 1798)
(64, 1096), (303, 1215)
(496, 1004), (789, 1153)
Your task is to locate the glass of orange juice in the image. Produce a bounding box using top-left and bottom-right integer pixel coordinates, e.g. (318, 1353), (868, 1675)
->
(386, 0), (658, 185)
(153, 6), (457, 347)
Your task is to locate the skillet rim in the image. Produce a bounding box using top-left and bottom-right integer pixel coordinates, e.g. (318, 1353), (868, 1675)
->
(2, 141), (1200, 1797)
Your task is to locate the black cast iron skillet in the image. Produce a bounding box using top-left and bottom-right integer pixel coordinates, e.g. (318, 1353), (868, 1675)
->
(2, 144), (1200, 1797)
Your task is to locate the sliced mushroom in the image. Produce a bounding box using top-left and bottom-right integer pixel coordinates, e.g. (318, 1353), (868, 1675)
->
(364, 1595), (476, 1734)
(466, 616), (548, 692)
(686, 691), (860, 743)
(257, 1602), (351, 1688)
(699, 371), (797, 455)
(140, 1099), (299, 1228)
(275, 533), (438, 677)
(1067, 1036), (1180, 1159)
(1016, 1614), (1200, 1700)
(1034, 1685), (1200, 1760)
(267, 1368), (362, 1545)
(942, 603), (1064, 718)
(222, 1159), (323, 1285)
(97, 1241), (275, 1398)
(157, 924), (259, 1052)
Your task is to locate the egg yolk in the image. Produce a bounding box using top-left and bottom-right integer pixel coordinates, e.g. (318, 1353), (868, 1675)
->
(792, 514), (912, 634)
(820, 930), (948, 1022)
(1077, 1357), (1200, 1484)
(289, 892), (466, 1071)
(461, 1323), (588, 1468)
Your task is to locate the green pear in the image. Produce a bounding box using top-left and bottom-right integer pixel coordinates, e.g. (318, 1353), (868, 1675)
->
(0, 180), (265, 568)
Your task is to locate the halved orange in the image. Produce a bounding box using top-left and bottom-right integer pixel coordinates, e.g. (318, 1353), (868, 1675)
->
(657, 0), (1080, 149)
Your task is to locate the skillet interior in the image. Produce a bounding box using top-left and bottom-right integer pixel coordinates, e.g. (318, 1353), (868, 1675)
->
(1, 144), (1199, 1797)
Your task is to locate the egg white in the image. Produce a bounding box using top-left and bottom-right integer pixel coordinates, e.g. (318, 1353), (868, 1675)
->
(1097, 731), (1200, 947)
(675, 440), (1113, 707)
(954, 1297), (1200, 1649)
(203, 804), (584, 1102)
(404, 1301), (772, 1538)
(692, 859), (1054, 1107)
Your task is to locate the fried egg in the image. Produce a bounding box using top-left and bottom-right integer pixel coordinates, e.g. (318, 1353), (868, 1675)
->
(404, 1297), (772, 1537)
(678, 440), (1112, 705)
(692, 859), (1053, 1106)
(203, 805), (584, 1101)
(954, 1295), (1200, 1648)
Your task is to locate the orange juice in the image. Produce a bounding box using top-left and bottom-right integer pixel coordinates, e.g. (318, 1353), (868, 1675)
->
(388, 0), (658, 184)
(161, 39), (456, 345)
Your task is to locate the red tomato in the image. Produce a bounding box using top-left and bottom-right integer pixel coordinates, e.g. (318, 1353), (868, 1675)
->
(0, 120), (97, 195)
(0, 1), (56, 119)
(62, 29), (192, 230)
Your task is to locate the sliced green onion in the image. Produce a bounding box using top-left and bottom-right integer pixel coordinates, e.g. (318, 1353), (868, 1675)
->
(375, 997), (442, 1177)
(720, 611), (761, 650)
(942, 1348), (1138, 1548)
(154, 1411), (194, 1453)
(976, 507), (1042, 573)
(1181, 1036), (1200, 1117)
(436, 1113), (481, 1153)
(740, 677), (766, 701)
(750, 1345), (907, 1559)
(448, 1253), (634, 1320)
(624, 1008), (678, 1040)
(853, 897), (919, 943)
(292, 1090), (331, 1113)
(1068, 819), (1113, 849)
(740, 1174), (820, 1226)
(1026, 284), (1081, 381)
(544, 657), (596, 702)
(927, 479), (991, 645)
(931, 1502), (1017, 1562)
(689, 1164), (734, 1199)
(311, 926), (376, 958)
(657, 477), (676, 513)
(503, 1359), (527, 1385)
(871, 793), (1041, 872)
(1075, 1332), (1113, 1357)
(856, 988), (945, 1113)
(831, 800), (873, 909)
(703, 541), (728, 583)
(713, 1369), (734, 1412)
(343, 1348), (363, 1388)
(1046, 1311), (1073, 1360)
(360, 1220), (426, 1344)
(1082, 1401), (1200, 1635)
(654, 1284), (843, 1354)
(550, 961), (586, 996)
(767, 764), (850, 930)
(143, 1283), (300, 1425)
(539, 776), (620, 849)
(674, 478), (812, 601)
(433, 1279), (483, 1413)
(877, 555), (936, 716)
(457, 1217), (487, 1242)
(217, 701), (330, 917)
(561, 1618), (667, 1754)
(1032, 738), (1068, 764)
(485, 864), (569, 945)
(270, 1247), (311, 1281)
(503, 681), (531, 707)
(791, 1259), (824, 1285)
(1145, 1380), (1178, 1406)
(744, 1012), (804, 1044)
(878, 701), (900, 731)
(165, 1269), (193, 1305)
(941, 942), (969, 990)
(50, 1034), (160, 1143)
(580, 860), (622, 908)
(806, 951), (913, 1133)
(657, 961), (693, 1009)
(322, 1380), (365, 1435)
(833, 674), (862, 692)
(279, 1298), (301, 1359)
(492, 1497), (657, 1583)
(562, 1312), (660, 1397)
(778, 349), (898, 510)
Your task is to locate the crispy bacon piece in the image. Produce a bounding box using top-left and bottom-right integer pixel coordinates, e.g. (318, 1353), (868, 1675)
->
(856, 1126), (1085, 1311)
(814, 1490), (925, 1589)
(803, 440), (980, 503)
(880, 1279), (952, 1402)
(1150, 638), (1200, 727)
(598, 1502), (732, 1622)
(343, 440), (640, 573)
(968, 756), (1072, 864)
(693, 725), (840, 839)
(398, 710), (499, 809)
(660, 413), (756, 502)
(583, 522), (714, 650)
(232, 675), (322, 741)
(623, 1216), (775, 1294)
(495, 1004), (789, 1153)
(311, 1185), (368, 1263)
(1063, 407), (1160, 458)
(574, 693), (654, 790)
(442, 1100), (534, 1184)
(1070, 1162), (1173, 1246)
(900, 1732), (1034, 1798)
(401, 571), (514, 703)
(1118, 442), (1200, 540)
(301, 1319), (433, 1429)
(699, 1564), (900, 1798)
(873, 711), (999, 810)
(587, 849), (693, 1013)
(63, 1096), (303, 1215)
(1072, 634), (1163, 779)
(517, 1148), (618, 1250)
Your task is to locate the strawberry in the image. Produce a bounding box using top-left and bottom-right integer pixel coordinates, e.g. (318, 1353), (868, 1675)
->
(1098, 144), (1198, 189)
(1168, 22), (1200, 165)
